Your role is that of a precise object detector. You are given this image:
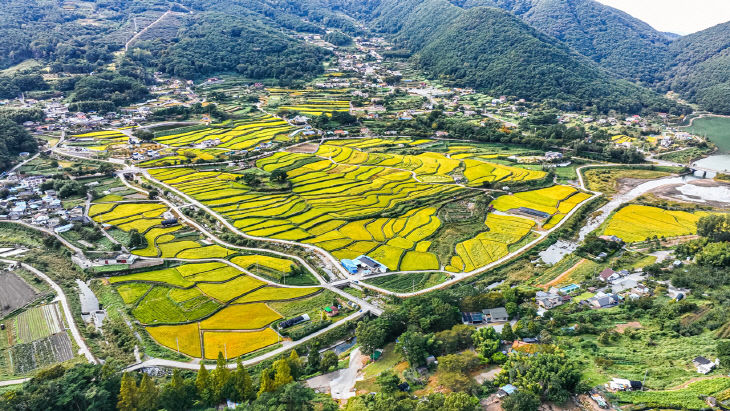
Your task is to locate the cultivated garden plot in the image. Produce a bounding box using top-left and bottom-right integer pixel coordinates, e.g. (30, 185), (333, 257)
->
(9, 332), (74, 375)
(148, 140), (590, 272)
(2, 303), (73, 375)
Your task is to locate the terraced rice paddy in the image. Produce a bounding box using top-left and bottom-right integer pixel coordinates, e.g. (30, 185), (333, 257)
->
(491, 185), (591, 225)
(116, 262), (324, 359)
(450, 214), (535, 272)
(603, 204), (713, 242)
(147, 141), (556, 271)
(278, 99), (350, 117)
(152, 115), (293, 150)
(90, 201), (235, 259)
(67, 129), (129, 151)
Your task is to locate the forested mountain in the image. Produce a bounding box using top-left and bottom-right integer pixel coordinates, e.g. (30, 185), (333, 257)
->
(362, 0), (682, 114)
(0, 0), (330, 83)
(467, 0), (670, 83)
(665, 21), (730, 114)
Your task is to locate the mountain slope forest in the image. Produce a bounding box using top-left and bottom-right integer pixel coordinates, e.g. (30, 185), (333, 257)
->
(1, 0), (729, 113)
(359, 0), (683, 114)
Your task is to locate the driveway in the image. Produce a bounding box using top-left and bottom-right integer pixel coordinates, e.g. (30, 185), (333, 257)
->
(306, 348), (364, 400)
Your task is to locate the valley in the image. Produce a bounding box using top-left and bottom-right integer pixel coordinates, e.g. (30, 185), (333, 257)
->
(0, 1), (730, 410)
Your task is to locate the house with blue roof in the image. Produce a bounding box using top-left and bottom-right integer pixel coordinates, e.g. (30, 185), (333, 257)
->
(559, 283), (580, 294)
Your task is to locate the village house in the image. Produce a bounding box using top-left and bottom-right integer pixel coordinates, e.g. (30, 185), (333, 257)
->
(693, 356), (719, 374)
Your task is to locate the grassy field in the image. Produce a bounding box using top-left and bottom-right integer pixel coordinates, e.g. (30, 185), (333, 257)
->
(616, 377), (730, 409)
(584, 167), (673, 195)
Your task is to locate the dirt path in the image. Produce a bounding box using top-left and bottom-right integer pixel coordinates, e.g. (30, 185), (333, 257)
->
(125, 10), (172, 51)
(541, 258), (586, 289)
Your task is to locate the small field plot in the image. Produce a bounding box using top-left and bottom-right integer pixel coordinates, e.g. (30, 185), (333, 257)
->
(13, 304), (66, 344)
(203, 329), (280, 359)
(132, 286), (221, 324)
(452, 214), (535, 272)
(0, 271), (40, 318)
(234, 287), (320, 303)
(199, 304), (281, 330)
(9, 332), (74, 374)
(145, 323), (202, 358)
(491, 185), (590, 227)
(603, 205), (711, 242)
(196, 275), (265, 302)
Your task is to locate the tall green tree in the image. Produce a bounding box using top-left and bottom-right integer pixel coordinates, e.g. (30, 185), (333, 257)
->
(196, 363), (212, 404)
(211, 352), (231, 403)
(159, 369), (196, 411)
(287, 350), (302, 379)
(117, 373), (138, 411)
(273, 359), (294, 390)
(356, 320), (386, 356)
(258, 369), (275, 397)
(232, 358), (255, 402)
(320, 351), (339, 373)
(137, 374), (158, 411)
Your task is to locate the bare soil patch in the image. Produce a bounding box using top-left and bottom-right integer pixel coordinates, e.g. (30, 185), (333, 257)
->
(0, 272), (39, 318)
(615, 321), (642, 333)
(286, 142), (319, 154)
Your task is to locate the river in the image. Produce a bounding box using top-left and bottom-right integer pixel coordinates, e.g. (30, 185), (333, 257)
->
(539, 175), (701, 264)
(685, 115), (730, 172)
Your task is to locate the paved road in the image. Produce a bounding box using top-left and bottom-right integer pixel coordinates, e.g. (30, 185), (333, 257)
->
(0, 259), (97, 364)
(0, 220), (84, 255)
(0, 378), (30, 387)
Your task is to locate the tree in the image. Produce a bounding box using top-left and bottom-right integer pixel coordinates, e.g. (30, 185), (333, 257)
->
(397, 330), (430, 367)
(443, 392), (481, 411)
(137, 374), (158, 411)
(472, 327), (500, 358)
(502, 391), (541, 411)
(697, 214), (730, 242)
(356, 320), (386, 356)
(159, 369), (195, 411)
(148, 189), (158, 200)
(211, 352), (231, 403)
(501, 323), (515, 341)
(117, 373), (138, 411)
(287, 350), (302, 379)
(718, 340), (730, 367)
(273, 358), (294, 390)
(128, 229), (144, 248)
(306, 347), (321, 374)
(376, 371), (402, 394)
(270, 169), (287, 184)
(258, 369), (275, 396)
(232, 358), (254, 402)
(320, 351), (339, 373)
(196, 363), (212, 403)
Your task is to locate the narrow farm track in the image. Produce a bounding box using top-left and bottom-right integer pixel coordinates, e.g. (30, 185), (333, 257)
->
(541, 258), (586, 289)
(0, 259), (97, 364)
